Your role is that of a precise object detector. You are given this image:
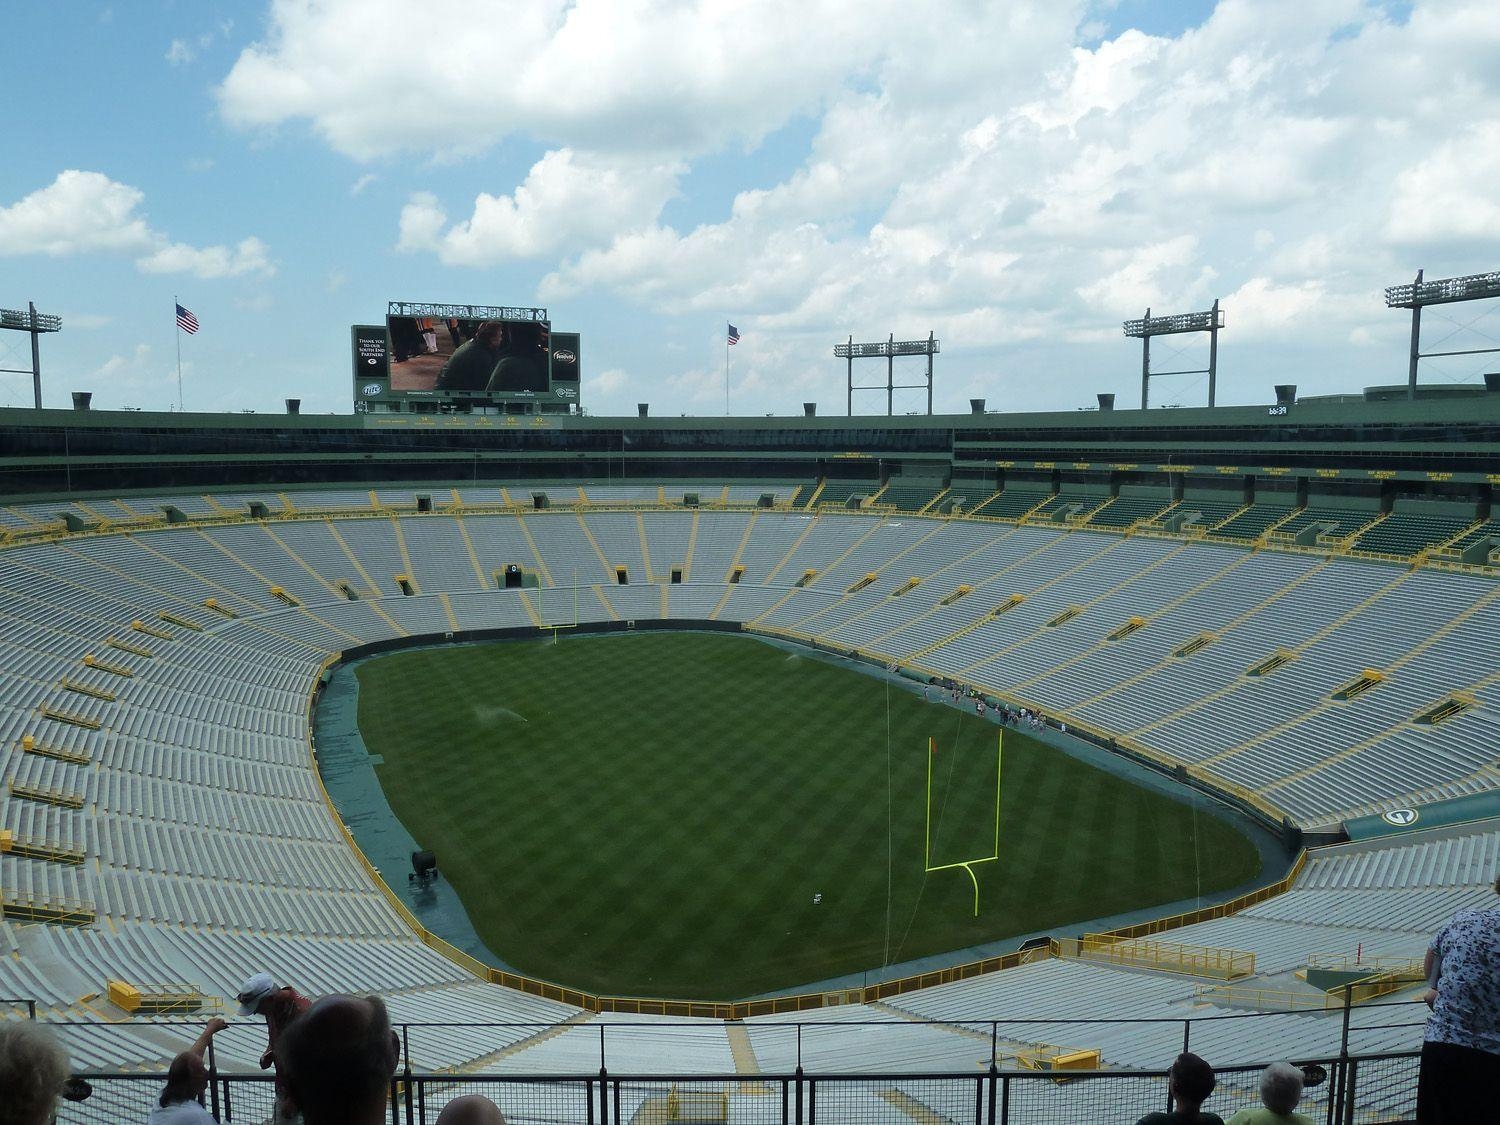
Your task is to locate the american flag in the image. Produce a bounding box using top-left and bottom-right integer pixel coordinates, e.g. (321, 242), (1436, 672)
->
(175, 303), (200, 335)
(727, 323), (740, 346)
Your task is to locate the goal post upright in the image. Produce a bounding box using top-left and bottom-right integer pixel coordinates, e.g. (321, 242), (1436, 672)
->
(925, 735), (935, 871)
(924, 729), (1004, 916)
(537, 566), (581, 642)
(993, 727), (1003, 857)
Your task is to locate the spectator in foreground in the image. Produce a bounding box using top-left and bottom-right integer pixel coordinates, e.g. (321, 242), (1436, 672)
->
(0, 1020), (70, 1125)
(1226, 1062), (1314, 1125)
(238, 972), (311, 1077)
(1419, 873), (1500, 1123)
(1137, 1052), (1224, 1125)
(275, 994), (401, 1125)
(151, 1017), (229, 1124)
(436, 1094), (508, 1124)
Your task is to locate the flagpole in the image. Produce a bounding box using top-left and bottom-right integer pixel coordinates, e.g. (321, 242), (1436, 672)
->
(174, 295), (183, 411)
(724, 332), (729, 416)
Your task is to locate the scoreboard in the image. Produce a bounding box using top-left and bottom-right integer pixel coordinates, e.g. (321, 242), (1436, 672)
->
(352, 301), (581, 415)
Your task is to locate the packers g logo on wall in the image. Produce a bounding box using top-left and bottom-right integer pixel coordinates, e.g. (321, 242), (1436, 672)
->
(1381, 808), (1419, 827)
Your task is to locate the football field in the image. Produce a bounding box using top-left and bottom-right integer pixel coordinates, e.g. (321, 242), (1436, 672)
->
(355, 631), (1261, 999)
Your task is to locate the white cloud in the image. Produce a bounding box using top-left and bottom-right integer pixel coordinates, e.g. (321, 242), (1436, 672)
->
(218, 0), (914, 160)
(83, 343), (181, 405)
(665, 365), (729, 407)
(1162, 115), (1350, 210)
(1218, 277), (1328, 338)
(396, 192), (448, 252)
(167, 24), (230, 67)
(542, 3), (1500, 370)
(1075, 236), (1209, 318)
(214, 1), (1500, 411)
(57, 312), (112, 330)
(1383, 121), (1500, 245)
(0, 171), (274, 279)
(137, 237), (275, 279)
(0, 171), (153, 256)
(350, 173), (377, 196)
(1017, 29), (1166, 132)
(586, 368), (630, 395)
(94, 344), (153, 381)
(398, 149), (684, 265)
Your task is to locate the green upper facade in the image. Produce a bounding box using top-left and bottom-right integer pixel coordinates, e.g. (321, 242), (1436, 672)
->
(1, 384), (1497, 499)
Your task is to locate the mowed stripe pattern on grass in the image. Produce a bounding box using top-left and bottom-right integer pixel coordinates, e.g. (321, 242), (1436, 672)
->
(355, 633), (1260, 999)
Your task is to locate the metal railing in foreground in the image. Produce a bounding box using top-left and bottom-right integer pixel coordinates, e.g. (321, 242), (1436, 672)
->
(58, 1051), (1420, 1125)
(28, 995), (1429, 1079)
(33, 997), (1428, 1123)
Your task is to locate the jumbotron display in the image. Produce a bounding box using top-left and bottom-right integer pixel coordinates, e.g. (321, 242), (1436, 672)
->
(352, 301), (580, 414)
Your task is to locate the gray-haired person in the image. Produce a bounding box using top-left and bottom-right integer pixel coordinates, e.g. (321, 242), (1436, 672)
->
(0, 1021), (70, 1125)
(1226, 1062), (1314, 1125)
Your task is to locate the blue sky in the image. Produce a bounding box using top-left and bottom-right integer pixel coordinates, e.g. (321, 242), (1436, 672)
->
(2, 1), (1497, 418)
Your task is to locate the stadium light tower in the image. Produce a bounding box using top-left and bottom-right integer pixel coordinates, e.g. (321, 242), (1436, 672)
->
(0, 302), (62, 409)
(1122, 301), (1224, 410)
(1384, 269), (1500, 399)
(835, 333), (939, 416)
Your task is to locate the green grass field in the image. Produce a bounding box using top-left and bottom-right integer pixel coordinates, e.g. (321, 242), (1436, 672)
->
(355, 632), (1260, 999)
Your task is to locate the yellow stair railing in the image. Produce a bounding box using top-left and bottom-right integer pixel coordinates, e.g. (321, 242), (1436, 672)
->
(0, 892), (96, 927)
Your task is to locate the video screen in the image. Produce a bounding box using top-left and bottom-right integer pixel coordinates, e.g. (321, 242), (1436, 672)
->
(386, 315), (550, 395)
(550, 331), (580, 384)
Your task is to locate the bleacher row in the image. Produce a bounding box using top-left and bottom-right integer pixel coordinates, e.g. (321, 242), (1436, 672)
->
(6, 481), (1499, 565)
(0, 485), (1494, 1087)
(5, 503), (1491, 831)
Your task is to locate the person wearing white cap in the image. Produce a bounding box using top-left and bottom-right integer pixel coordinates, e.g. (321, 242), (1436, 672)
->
(236, 972), (311, 1105)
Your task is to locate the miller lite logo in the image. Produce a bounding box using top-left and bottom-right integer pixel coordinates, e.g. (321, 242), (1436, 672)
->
(553, 349), (577, 364)
(362, 384), (383, 396)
